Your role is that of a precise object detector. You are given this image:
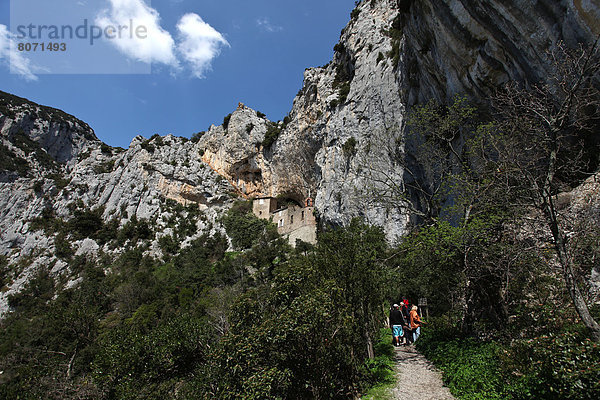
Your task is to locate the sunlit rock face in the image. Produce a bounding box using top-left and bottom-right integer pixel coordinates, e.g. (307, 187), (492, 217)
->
(198, 0), (599, 241)
(0, 94), (232, 317)
(1, 1), (599, 314)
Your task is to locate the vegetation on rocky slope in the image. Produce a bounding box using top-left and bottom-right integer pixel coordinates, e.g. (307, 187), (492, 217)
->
(0, 196), (397, 399)
(1, 2), (599, 399)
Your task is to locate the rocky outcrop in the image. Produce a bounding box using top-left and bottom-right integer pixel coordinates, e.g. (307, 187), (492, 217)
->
(199, 103), (271, 198)
(0, 91), (98, 166)
(0, 97), (235, 317)
(1, 0), (599, 314)
(198, 0), (600, 241)
(558, 172), (600, 300)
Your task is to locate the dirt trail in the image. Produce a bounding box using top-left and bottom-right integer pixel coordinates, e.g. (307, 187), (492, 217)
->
(387, 345), (455, 400)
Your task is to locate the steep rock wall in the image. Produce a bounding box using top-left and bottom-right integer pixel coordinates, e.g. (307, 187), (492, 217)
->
(198, 0), (600, 240)
(0, 91), (98, 166)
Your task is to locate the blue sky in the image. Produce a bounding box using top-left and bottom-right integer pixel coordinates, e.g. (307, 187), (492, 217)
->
(0, 0), (356, 148)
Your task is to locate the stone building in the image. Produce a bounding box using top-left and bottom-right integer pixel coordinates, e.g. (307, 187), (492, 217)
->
(252, 197), (317, 246)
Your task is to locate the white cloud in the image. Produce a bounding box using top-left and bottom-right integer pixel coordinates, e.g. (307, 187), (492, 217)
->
(96, 0), (178, 67)
(256, 17), (283, 33)
(0, 24), (38, 81)
(176, 13), (229, 78)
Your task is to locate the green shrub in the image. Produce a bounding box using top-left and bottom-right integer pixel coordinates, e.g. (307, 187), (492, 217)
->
(0, 143), (29, 176)
(384, 15), (403, 67)
(7, 269), (55, 313)
(222, 201), (268, 250)
(117, 216), (153, 246)
(338, 82), (351, 104)
(150, 134), (163, 146)
(159, 234), (179, 255)
(93, 159), (115, 174)
(334, 43), (346, 54)
(417, 325), (505, 399)
(92, 315), (211, 399)
(78, 149), (91, 161)
(503, 332), (600, 399)
(202, 221), (391, 399)
(343, 137), (358, 157)
(333, 63), (353, 86)
(55, 232), (74, 260)
(142, 162), (155, 171)
(417, 320), (600, 400)
(205, 264), (358, 399)
(29, 207), (62, 234)
(33, 180), (44, 193)
(0, 256), (9, 288)
(190, 131), (205, 143)
(100, 143), (113, 155)
(47, 173), (69, 190)
(96, 218), (119, 245)
(360, 328), (396, 395)
(223, 113), (232, 129)
(140, 140), (155, 153)
(262, 122), (283, 148)
(68, 208), (104, 240)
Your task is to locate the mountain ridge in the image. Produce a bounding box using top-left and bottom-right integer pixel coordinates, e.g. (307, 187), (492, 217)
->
(1, 0), (600, 314)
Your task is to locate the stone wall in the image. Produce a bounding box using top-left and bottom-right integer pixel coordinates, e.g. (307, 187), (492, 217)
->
(252, 198), (317, 245)
(272, 205), (316, 236)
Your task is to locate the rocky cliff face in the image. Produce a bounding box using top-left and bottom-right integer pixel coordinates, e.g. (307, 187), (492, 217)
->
(0, 93), (233, 316)
(1, 0), (599, 313)
(197, 0), (600, 240)
(0, 91), (97, 167)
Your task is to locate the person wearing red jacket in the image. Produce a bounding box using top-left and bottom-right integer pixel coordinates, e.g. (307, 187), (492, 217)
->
(400, 301), (412, 345)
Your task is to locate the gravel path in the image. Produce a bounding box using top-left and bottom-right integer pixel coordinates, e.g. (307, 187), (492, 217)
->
(388, 345), (455, 400)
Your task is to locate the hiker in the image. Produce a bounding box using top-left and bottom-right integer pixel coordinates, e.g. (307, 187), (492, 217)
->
(410, 305), (425, 342)
(400, 301), (412, 345)
(389, 304), (406, 347)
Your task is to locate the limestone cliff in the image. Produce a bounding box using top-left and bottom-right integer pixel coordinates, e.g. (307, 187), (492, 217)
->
(0, 93), (233, 316)
(1, 0), (600, 314)
(197, 0), (600, 240)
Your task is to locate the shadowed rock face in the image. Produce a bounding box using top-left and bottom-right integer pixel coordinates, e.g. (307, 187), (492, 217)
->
(399, 0), (599, 104)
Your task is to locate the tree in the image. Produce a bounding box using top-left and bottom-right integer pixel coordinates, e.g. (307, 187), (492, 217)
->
(358, 95), (489, 225)
(490, 40), (600, 341)
(202, 220), (391, 399)
(373, 96), (518, 332)
(315, 219), (390, 359)
(361, 41), (600, 340)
